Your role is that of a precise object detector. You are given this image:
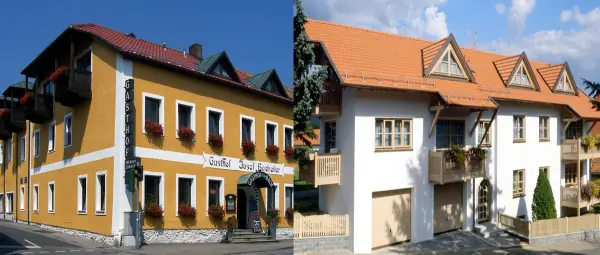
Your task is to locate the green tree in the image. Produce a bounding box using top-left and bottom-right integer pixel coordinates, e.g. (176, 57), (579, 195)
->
(532, 171), (557, 220)
(583, 78), (600, 110)
(293, 0), (328, 168)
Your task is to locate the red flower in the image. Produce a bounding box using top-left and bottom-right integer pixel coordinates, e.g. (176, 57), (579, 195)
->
(208, 204), (225, 219)
(208, 133), (223, 147)
(144, 120), (163, 136)
(177, 203), (196, 217)
(0, 108), (9, 118)
(20, 92), (33, 105)
(266, 144), (280, 155)
(285, 207), (294, 220)
(241, 140), (255, 155)
(266, 207), (280, 221)
(49, 66), (69, 83)
(284, 147), (294, 157)
(177, 127), (195, 141)
(143, 203), (164, 218)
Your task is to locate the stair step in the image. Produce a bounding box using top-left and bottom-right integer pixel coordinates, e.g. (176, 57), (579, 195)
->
(233, 231), (266, 236)
(231, 239), (279, 244)
(233, 235), (271, 239)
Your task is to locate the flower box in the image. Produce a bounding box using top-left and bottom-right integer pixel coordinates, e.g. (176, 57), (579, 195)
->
(208, 133), (223, 147)
(50, 66), (69, 85)
(284, 147), (294, 157)
(0, 108), (9, 118)
(177, 203), (196, 217)
(20, 92), (33, 105)
(208, 204), (225, 220)
(143, 203), (164, 218)
(177, 127), (195, 141)
(241, 140), (255, 155)
(144, 120), (163, 136)
(266, 144), (280, 155)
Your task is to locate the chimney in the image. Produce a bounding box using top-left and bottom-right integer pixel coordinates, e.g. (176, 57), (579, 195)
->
(189, 43), (203, 60)
(127, 32), (136, 38)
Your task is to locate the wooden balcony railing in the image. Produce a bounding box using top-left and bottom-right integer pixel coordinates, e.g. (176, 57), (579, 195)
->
(0, 121), (12, 140)
(560, 186), (600, 208)
(55, 68), (92, 107)
(0, 104), (26, 133)
(294, 213), (349, 238)
(561, 139), (600, 160)
(298, 152), (341, 187)
(313, 85), (341, 116)
(24, 93), (53, 124)
(498, 212), (600, 239)
(428, 150), (485, 184)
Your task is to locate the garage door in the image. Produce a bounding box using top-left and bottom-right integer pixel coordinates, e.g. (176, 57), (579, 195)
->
(371, 189), (411, 249)
(434, 183), (463, 234)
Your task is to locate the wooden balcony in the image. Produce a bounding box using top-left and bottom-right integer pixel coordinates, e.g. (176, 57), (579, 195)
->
(561, 186), (600, 208)
(0, 121), (12, 140)
(55, 68), (92, 107)
(24, 93), (53, 124)
(0, 104), (26, 133)
(313, 83), (341, 116)
(299, 152), (341, 187)
(561, 139), (600, 160)
(428, 150), (485, 184)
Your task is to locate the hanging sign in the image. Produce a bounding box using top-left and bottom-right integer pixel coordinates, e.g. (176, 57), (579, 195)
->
(202, 153), (284, 175)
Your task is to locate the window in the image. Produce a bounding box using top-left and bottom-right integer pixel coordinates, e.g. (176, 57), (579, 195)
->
(513, 170), (525, 197)
(33, 129), (40, 158)
(48, 121), (56, 152)
(264, 79), (277, 93)
(375, 119), (412, 149)
(284, 126), (293, 149)
(206, 108), (224, 142)
(513, 116), (525, 141)
(19, 186), (24, 211)
(7, 138), (11, 163)
(556, 73), (574, 92)
(33, 185), (39, 212)
(510, 64), (532, 87)
(44, 82), (54, 96)
(433, 47), (465, 76)
(478, 121), (491, 146)
(142, 93), (165, 133)
(539, 117), (549, 141)
(539, 167), (549, 179)
(96, 172), (106, 214)
(143, 173), (164, 210)
(77, 175), (87, 213)
(241, 116), (255, 143)
(176, 174), (196, 215)
(6, 193), (13, 213)
(207, 177), (224, 214)
(0, 194), (3, 213)
(75, 50), (92, 72)
(64, 113), (72, 147)
(266, 122), (278, 147)
(20, 136), (25, 162)
(48, 182), (55, 213)
(565, 120), (583, 139)
(266, 184), (279, 214)
(212, 63), (231, 78)
(284, 185), (294, 210)
(435, 120), (463, 149)
(176, 100), (196, 138)
(0, 144), (3, 165)
(565, 162), (584, 186)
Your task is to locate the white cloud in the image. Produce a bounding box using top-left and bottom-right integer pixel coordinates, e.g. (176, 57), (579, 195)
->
(495, 3), (506, 15)
(506, 0), (536, 36)
(560, 9), (572, 22)
(302, 0), (449, 39)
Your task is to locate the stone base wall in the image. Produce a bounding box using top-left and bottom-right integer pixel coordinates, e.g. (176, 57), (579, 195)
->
(528, 229), (600, 245)
(15, 220), (114, 246)
(142, 227), (294, 244)
(276, 228), (293, 240)
(294, 236), (351, 254)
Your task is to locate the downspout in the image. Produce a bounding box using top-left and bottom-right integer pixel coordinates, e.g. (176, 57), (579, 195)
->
(26, 78), (31, 225)
(12, 90), (17, 223)
(2, 138), (5, 220)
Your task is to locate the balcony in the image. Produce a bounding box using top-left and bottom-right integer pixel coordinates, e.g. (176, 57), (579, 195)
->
(55, 68), (92, 107)
(298, 152), (341, 187)
(0, 121), (12, 140)
(313, 82), (341, 116)
(561, 186), (600, 208)
(561, 139), (600, 160)
(0, 104), (26, 133)
(24, 93), (53, 124)
(428, 150), (485, 184)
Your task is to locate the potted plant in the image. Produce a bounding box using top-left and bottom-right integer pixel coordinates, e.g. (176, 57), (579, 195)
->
(143, 202), (164, 218)
(0, 108), (9, 118)
(284, 147), (294, 158)
(49, 66), (69, 86)
(444, 145), (467, 166)
(225, 216), (238, 242)
(241, 140), (255, 155)
(144, 120), (163, 136)
(267, 207), (280, 222)
(20, 92), (33, 105)
(285, 207), (294, 221)
(266, 144), (280, 155)
(581, 182), (594, 201)
(177, 203), (196, 218)
(207, 204), (225, 220)
(581, 136), (596, 152)
(208, 133), (224, 147)
(177, 127), (195, 141)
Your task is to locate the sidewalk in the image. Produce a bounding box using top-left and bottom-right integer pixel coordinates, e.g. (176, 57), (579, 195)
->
(112, 240), (293, 255)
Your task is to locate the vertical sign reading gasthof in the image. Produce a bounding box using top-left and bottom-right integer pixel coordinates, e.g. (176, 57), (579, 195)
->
(124, 79), (135, 159)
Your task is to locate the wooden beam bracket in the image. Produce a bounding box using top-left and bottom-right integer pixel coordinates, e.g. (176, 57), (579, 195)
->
(470, 111), (483, 137)
(478, 109), (498, 147)
(429, 108), (443, 138)
(586, 120), (598, 136)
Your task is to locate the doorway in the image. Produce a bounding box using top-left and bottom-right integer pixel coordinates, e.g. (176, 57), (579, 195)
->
(237, 189), (247, 229)
(478, 180), (490, 223)
(325, 121), (336, 152)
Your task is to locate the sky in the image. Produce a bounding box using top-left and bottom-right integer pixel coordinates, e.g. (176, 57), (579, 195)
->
(0, 0), (292, 91)
(303, 0), (600, 93)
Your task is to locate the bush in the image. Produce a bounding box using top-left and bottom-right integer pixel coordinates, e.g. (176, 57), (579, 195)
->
(532, 171), (557, 220)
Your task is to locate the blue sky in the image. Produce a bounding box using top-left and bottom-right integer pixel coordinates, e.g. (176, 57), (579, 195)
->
(0, 0), (292, 91)
(303, 0), (600, 93)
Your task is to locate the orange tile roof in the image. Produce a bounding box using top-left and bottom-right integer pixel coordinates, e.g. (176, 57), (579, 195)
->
(538, 64), (564, 91)
(305, 19), (600, 119)
(295, 128), (320, 146)
(493, 55), (520, 85)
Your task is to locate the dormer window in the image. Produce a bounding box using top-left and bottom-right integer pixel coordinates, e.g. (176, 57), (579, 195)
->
(212, 63), (231, 78)
(556, 73), (574, 92)
(510, 64), (532, 87)
(433, 48), (465, 77)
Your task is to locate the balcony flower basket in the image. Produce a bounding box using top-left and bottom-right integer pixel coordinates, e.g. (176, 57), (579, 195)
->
(20, 92), (33, 105)
(285, 207), (294, 221)
(284, 147), (294, 158)
(266, 144), (280, 155)
(144, 120), (163, 136)
(177, 127), (195, 141)
(207, 204), (225, 220)
(0, 108), (9, 118)
(49, 66), (69, 86)
(241, 140), (255, 155)
(444, 145), (467, 166)
(177, 203), (196, 218)
(266, 207), (280, 222)
(208, 133), (224, 148)
(581, 136), (596, 152)
(467, 147), (487, 162)
(143, 202), (164, 218)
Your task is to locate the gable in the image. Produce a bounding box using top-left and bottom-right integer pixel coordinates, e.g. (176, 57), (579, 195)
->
(423, 34), (475, 82)
(494, 52), (539, 91)
(553, 63), (577, 94)
(246, 69), (289, 98)
(196, 51), (241, 83)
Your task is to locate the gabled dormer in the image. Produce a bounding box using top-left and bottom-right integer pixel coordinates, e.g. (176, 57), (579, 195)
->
(246, 69), (289, 98)
(422, 34), (475, 82)
(537, 62), (578, 95)
(493, 52), (539, 91)
(196, 51), (242, 83)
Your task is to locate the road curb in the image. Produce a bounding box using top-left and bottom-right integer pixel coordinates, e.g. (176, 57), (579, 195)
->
(469, 231), (523, 249)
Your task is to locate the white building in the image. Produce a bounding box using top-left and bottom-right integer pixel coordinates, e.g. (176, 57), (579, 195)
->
(300, 19), (600, 253)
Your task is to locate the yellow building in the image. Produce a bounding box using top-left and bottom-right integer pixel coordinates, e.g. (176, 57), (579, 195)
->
(0, 24), (295, 244)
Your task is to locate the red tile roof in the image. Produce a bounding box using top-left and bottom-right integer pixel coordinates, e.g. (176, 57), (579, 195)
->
(69, 24), (291, 102)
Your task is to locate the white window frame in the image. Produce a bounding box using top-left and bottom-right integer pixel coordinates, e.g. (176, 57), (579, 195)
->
(77, 174), (87, 214)
(64, 112), (73, 148)
(7, 138), (11, 163)
(175, 100), (196, 138)
(48, 120), (56, 153)
(20, 136), (25, 162)
(556, 72), (574, 92)
(431, 46), (468, 78)
(6, 191), (13, 214)
(142, 92), (165, 134)
(95, 171), (107, 215)
(33, 184), (39, 212)
(265, 120), (279, 148)
(33, 129), (40, 158)
(0, 144), (3, 165)
(509, 62), (533, 87)
(284, 184), (294, 210)
(266, 183), (280, 215)
(283, 125), (293, 149)
(206, 107), (225, 143)
(19, 185), (25, 211)
(0, 193), (4, 213)
(206, 176), (225, 216)
(175, 174), (197, 216)
(240, 115), (256, 147)
(141, 171), (165, 215)
(48, 182), (55, 213)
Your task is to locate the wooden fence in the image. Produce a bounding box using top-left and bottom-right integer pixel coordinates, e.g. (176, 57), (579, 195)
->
(294, 213), (349, 238)
(499, 213), (600, 238)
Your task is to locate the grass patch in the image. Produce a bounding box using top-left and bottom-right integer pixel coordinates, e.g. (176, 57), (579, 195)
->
(294, 196), (320, 213)
(592, 175), (600, 182)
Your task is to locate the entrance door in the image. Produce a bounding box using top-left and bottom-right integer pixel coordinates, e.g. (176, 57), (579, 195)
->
(478, 181), (489, 223)
(237, 189), (247, 229)
(325, 122), (336, 152)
